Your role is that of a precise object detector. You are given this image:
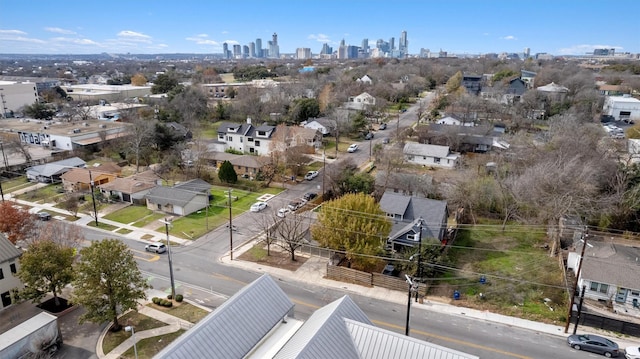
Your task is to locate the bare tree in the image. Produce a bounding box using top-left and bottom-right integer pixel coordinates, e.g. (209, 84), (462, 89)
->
(1, 134), (32, 162)
(273, 213), (310, 261)
(126, 112), (156, 173)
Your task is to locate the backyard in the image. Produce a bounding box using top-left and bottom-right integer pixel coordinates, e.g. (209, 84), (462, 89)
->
(435, 219), (568, 324)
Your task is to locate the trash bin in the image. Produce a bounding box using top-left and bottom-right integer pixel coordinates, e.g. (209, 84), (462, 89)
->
(453, 290), (460, 300)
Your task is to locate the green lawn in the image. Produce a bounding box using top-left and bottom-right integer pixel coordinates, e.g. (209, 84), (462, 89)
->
(87, 221), (118, 231)
(133, 213), (167, 228)
(15, 184), (65, 203)
(119, 330), (185, 359)
(104, 206), (153, 224)
(102, 311), (167, 354)
(442, 219), (567, 323)
(1, 176), (29, 192)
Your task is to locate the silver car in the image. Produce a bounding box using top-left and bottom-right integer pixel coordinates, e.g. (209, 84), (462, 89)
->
(567, 334), (619, 357)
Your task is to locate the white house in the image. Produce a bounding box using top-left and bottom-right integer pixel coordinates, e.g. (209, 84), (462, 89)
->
(217, 119), (276, 155)
(603, 95), (640, 122)
(403, 142), (459, 168)
(0, 234), (23, 311)
(356, 75), (373, 85)
(303, 118), (336, 136)
(346, 92), (376, 110)
(436, 115), (474, 126)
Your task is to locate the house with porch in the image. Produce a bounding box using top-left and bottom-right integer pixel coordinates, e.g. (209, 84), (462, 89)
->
(98, 177), (156, 204)
(379, 191), (449, 252)
(403, 142), (460, 168)
(567, 238), (640, 313)
(26, 157), (86, 183)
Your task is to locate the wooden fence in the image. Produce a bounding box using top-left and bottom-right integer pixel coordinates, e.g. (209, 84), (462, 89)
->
(326, 264), (427, 294)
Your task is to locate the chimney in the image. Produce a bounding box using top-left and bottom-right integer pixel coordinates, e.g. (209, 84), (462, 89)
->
(246, 117), (252, 124)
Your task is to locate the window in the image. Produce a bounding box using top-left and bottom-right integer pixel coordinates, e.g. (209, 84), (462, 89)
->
(590, 281), (609, 294)
(157, 204), (161, 210)
(248, 137), (254, 142)
(10, 263), (16, 274)
(257, 131), (266, 137)
(255, 141), (261, 147)
(227, 136), (232, 141)
(218, 134), (224, 140)
(386, 213), (394, 218)
(0, 268), (3, 280)
(406, 234), (416, 241)
(434, 157), (441, 164)
(631, 291), (639, 296)
(620, 111), (631, 116)
(240, 137), (243, 143)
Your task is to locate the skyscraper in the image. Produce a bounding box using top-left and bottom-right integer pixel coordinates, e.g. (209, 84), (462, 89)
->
(249, 42), (256, 58)
(296, 48), (311, 59)
(222, 42), (229, 59)
(399, 31), (408, 57)
(361, 38), (369, 54)
(320, 43), (333, 55)
(233, 44), (241, 58)
(269, 33), (280, 58)
(389, 37), (395, 51)
(255, 38), (263, 58)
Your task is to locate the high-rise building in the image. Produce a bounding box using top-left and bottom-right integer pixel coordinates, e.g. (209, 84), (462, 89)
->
(361, 38), (369, 54)
(399, 31), (408, 57)
(243, 45), (250, 58)
(376, 39), (390, 54)
(524, 47), (530, 58)
(249, 42), (256, 58)
(269, 33), (280, 58)
(222, 42), (229, 59)
(320, 43), (333, 55)
(255, 38), (263, 58)
(347, 45), (359, 59)
(296, 48), (311, 59)
(233, 44), (242, 58)
(389, 37), (395, 51)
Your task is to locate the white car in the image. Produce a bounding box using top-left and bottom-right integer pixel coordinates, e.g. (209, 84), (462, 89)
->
(626, 346), (640, 359)
(347, 144), (358, 153)
(277, 208), (291, 218)
(250, 201), (267, 212)
(304, 171), (319, 180)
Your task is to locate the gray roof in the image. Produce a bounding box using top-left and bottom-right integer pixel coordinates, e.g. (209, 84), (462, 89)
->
(144, 186), (201, 207)
(218, 121), (252, 136)
(173, 179), (211, 194)
(345, 319), (479, 359)
(274, 296), (371, 359)
(379, 192), (412, 217)
(403, 143), (451, 158)
(155, 274), (294, 359)
(26, 157), (86, 177)
(380, 192), (448, 241)
(0, 233), (22, 263)
(580, 242), (640, 290)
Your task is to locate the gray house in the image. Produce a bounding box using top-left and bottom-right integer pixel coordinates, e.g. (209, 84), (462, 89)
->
(144, 186), (208, 216)
(25, 157), (86, 183)
(379, 191), (449, 251)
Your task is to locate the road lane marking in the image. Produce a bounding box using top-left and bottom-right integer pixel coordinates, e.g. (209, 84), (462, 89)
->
(210, 272), (247, 285)
(130, 249), (159, 262)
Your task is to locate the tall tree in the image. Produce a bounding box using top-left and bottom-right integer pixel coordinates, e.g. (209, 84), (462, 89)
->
(0, 202), (35, 244)
(311, 193), (391, 270)
(71, 239), (149, 331)
(22, 102), (55, 120)
(18, 240), (75, 307)
(151, 73), (180, 94)
(130, 73), (147, 86)
(218, 160), (238, 183)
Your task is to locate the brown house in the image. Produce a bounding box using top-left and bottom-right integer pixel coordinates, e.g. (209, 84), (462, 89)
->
(60, 168), (118, 193)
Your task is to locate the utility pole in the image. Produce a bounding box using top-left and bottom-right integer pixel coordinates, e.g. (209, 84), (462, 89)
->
(405, 275), (414, 336)
(228, 188), (234, 260)
(573, 285), (586, 335)
(564, 227), (588, 333)
(89, 170), (98, 226)
(161, 218), (176, 300)
(415, 218), (424, 302)
(321, 147), (326, 200)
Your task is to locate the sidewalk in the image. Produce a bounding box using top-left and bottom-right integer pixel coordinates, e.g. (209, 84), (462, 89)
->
(220, 237), (640, 350)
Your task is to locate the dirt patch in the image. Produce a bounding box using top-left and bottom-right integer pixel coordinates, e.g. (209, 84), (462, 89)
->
(37, 297), (73, 313)
(238, 244), (308, 271)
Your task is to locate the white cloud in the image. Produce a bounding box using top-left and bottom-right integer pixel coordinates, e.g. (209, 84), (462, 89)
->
(45, 27), (76, 35)
(0, 29), (27, 35)
(223, 40), (239, 45)
(186, 36), (219, 46)
(117, 30), (152, 43)
(221, 30), (228, 34)
(557, 44), (623, 55)
(308, 33), (332, 43)
(51, 37), (99, 46)
(195, 34), (208, 38)
(501, 35), (517, 40)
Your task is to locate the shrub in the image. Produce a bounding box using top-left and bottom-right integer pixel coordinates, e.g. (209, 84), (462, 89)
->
(167, 294), (172, 300)
(175, 294), (183, 302)
(152, 297), (160, 304)
(163, 300), (173, 308)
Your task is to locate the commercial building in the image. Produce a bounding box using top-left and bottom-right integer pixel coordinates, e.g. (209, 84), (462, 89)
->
(0, 80), (39, 118)
(603, 95), (640, 122)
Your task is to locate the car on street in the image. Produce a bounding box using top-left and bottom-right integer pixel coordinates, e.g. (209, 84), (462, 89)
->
(250, 201), (268, 212)
(379, 123), (387, 130)
(277, 208), (291, 218)
(567, 334), (619, 357)
(364, 132), (374, 140)
(303, 192), (317, 201)
(347, 144), (358, 153)
(626, 346), (640, 359)
(37, 212), (52, 221)
(382, 137), (390, 144)
(288, 201), (303, 211)
(145, 243), (167, 254)
(304, 171), (319, 180)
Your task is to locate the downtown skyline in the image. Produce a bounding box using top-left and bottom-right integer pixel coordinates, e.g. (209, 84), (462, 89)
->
(1, 0), (639, 56)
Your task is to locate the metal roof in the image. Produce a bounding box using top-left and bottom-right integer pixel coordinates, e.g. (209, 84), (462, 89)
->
(26, 157), (86, 177)
(144, 186), (201, 207)
(155, 274), (294, 359)
(403, 143), (452, 158)
(274, 296), (371, 359)
(0, 233), (22, 263)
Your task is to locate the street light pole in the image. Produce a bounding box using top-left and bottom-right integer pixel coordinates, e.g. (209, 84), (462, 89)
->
(228, 188), (234, 260)
(405, 275), (414, 336)
(321, 147), (326, 200)
(125, 326), (138, 359)
(88, 170), (98, 226)
(160, 218), (176, 299)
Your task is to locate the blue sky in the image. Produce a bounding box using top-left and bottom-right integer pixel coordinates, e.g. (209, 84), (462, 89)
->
(1, 0), (638, 55)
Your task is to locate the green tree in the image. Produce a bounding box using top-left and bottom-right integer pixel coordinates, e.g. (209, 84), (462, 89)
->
(445, 71), (463, 95)
(71, 239), (149, 331)
(218, 160), (238, 183)
(22, 102), (55, 120)
(351, 111), (368, 134)
(290, 98), (320, 123)
(311, 193), (391, 270)
(151, 73), (180, 94)
(18, 240), (75, 307)
(492, 69), (518, 83)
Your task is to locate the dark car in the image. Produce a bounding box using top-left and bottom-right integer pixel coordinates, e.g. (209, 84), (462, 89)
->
(37, 212), (52, 221)
(567, 334), (619, 357)
(364, 132), (374, 140)
(303, 192), (317, 201)
(379, 123), (387, 130)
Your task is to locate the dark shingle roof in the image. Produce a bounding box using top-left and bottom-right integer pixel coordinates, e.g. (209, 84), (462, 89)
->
(144, 186), (200, 207)
(0, 234), (22, 263)
(173, 179), (211, 194)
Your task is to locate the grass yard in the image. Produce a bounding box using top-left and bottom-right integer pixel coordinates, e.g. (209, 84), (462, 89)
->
(119, 330), (185, 359)
(16, 184), (65, 203)
(146, 302), (209, 323)
(439, 219), (567, 324)
(104, 206), (153, 224)
(102, 311), (167, 354)
(1, 176), (29, 192)
(87, 221), (118, 231)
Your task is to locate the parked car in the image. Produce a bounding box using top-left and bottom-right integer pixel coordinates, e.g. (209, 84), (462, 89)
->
(626, 346), (640, 359)
(37, 212), (52, 221)
(304, 171), (319, 180)
(288, 201), (303, 211)
(145, 243), (167, 254)
(364, 132), (374, 140)
(347, 144), (358, 153)
(303, 192), (317, 201)
(379, 123), (387, 130)
(567, 334), (619, 357)
(277, 208), (291, 218)
(250, 202), (268, 212)
(382, 137), (390, 144)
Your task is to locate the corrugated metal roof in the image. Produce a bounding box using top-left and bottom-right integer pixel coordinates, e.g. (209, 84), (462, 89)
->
(0, 233), (22, 263)
(144, 186), (200, 207)
(155, 274), (294, 359)
(274, 296), (370, 359)
(345, 319), (479, 359)
(403, 143), (451, 158)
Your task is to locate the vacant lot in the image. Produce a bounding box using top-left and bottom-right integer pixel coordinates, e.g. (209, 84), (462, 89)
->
(437, 219), (567, 324)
